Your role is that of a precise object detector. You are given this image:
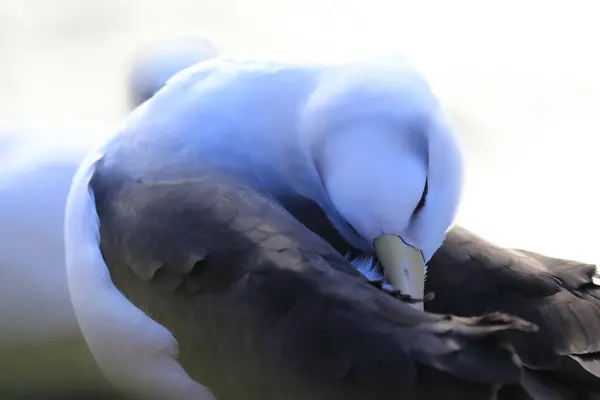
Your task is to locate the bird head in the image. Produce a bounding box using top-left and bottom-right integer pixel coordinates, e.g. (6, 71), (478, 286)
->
(302, 59), (463, 308)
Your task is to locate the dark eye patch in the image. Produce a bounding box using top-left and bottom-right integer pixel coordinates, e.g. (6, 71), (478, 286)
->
(414, 178), (428, 214)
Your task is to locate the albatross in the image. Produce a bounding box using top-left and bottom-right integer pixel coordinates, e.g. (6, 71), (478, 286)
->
(64, 57), (548, 399)
(139, 59), (600, 398)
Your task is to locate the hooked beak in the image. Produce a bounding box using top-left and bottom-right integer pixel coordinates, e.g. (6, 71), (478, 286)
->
(374, 234), (426, 310)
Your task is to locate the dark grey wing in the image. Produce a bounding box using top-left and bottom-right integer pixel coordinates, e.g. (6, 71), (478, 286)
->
(426, 226), (600, 397)
(91, 162), (535, 400)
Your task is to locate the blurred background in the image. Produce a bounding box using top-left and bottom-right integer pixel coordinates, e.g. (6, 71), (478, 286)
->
(0, 0), (598, 397)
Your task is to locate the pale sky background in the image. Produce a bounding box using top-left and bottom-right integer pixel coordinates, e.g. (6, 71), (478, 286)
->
(0, 0), (597, 392)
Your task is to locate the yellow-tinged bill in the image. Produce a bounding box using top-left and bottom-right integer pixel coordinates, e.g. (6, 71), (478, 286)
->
(374, 234), (426, 311)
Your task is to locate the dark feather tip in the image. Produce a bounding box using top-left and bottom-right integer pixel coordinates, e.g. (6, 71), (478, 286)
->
(368, 280), (436, 303)
(395, 291), (436, 304)
(473, 312), (539, 333)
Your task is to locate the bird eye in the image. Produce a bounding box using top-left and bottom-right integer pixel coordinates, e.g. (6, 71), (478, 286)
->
(414, 179), (428, 214)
